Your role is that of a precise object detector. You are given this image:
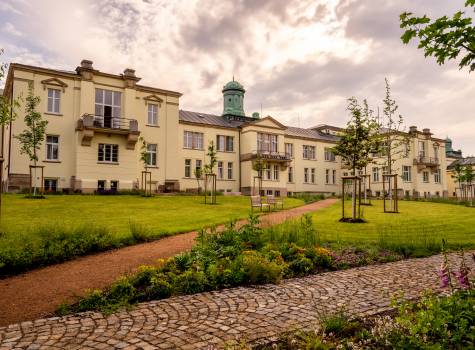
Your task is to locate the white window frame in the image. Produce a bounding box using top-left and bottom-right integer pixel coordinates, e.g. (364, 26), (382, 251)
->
(47, 88), (61, 114)
(184, 131), (204, 150)
(423, 171), (429, 183)
(46, 135), (59, 160)
(273, 164), (279, 180)
(147, 103), (158, 125)
(217, 135), (225, 151)
(332, 169), (337, 184)
(265, 164), (271, 180)
(98, 143), (119, 163)
(325, 169), (330, 184)
(146, 144), (157, 166)
(285, 143), (293, 158)
(217, 161), (224, 179)
(402, 165), (412, 182)
(227, 162), (233, 179)
(304, 168), (309, 183)
(184, 159), (191, 178)
(324, 148), (335, 161)
(303, 145), (316, 160)
(311, 168), (315, 184)
(372, 167), (380, 182)
(434, 169), (441, 183)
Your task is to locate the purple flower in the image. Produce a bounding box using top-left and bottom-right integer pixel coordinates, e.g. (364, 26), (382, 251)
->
(438, 262), (450, 288)
(453, 270), (470, 289)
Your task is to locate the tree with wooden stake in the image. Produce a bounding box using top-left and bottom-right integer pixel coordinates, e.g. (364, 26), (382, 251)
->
(377, 79), (410, 213)
(463, 165), (474, 205)
(139, 137), (152, 197)
(252, 153), (266, 196)
(15, 82), (48, 198)
(0, 49), (20, 224)
(452, 163), (465, 201)
(203, 141), (218, 204)
(333, 97), (380, 222)
(194, 167), (203, 193)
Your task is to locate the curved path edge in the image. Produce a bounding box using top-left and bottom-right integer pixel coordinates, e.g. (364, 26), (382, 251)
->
(1, 251), (473, 349)
(0, 198), (337, 327)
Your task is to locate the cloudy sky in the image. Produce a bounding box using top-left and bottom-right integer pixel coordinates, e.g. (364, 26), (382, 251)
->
(1, 0), (474, 154)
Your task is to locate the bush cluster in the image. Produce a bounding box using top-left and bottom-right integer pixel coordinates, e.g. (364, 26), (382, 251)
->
(289, 193), (326, 204)
(64, 215), (337, 314)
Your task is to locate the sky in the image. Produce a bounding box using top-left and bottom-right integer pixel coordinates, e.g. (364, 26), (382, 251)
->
(1, 0), (474, 155)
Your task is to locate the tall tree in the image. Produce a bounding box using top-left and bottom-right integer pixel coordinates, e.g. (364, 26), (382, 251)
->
(0, 49), (20, 223)
(15, 83), (48, 197)
(377, 79), (409, 210)
(332, 97), (380, 221)
(452, 162), (466, 201)
(400, 1), (475, 72)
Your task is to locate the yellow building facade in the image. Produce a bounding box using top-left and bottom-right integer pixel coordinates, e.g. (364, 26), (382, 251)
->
(2, 61), (449, 197)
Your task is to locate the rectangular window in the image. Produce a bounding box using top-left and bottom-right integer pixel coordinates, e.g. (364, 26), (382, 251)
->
(303, 145), (316, 160)
(332, 170), (337, 185)
(433, 145), (439, 160)
(288, 167), (293, 183)
(46, 135), (59, 160)
(217, 135), (225, 151)
(402, 166), (412, 182)
(217, 161), (224, 179)
(146, 144), (157, 166)
(226, 136), (234, 152)
(324, 148), (335, 161)
(311, 168), (315, 183)
(273, 165), (279, 180)
(227, 162), (233, 179)
(47, 88), (60, 114)
(44, 178), (58, 192)
(184, 159), (191, 178)
(419, 141), (426, 158)
(285, 143), (293, 158)
(304, 168), (309, 183)
(325, 169), (330, 184)
(423, 171), (429, 183)
(95, 89), (121, 128)
(110, 180), (118, 191)
(403, 142), (410, 158)
(372, 167), (380, 182)
(434, 169), (441, 183)
(98, 144), (118, 163)
(195, 159), (202, 177)
(97, 180), (106, 191)
(184, 131), (204, 150)
(265, 164), (271, 180)
(257, 133), (277, 153)
(147, 104), (158, 125)
(382, 166), (389, 175)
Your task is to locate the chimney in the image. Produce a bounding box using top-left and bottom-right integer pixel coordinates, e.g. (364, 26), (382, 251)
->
(80, 59), (94, 70)
(423, 128), (431, 134)
(76, 59), (95, 80)
(122, 67), (141, 88)
(409, 126), (418, 133)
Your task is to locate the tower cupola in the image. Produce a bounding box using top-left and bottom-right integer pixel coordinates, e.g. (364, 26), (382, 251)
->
(222, 78), (245, 118)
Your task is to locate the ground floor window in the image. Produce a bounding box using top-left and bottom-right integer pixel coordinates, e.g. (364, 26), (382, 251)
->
(273, 165), (279, 180)
(227, 162), (233, 180)
(304, 168), (309, 183)
(98, 180), (106, 191)
(332, 170), (336, 184)
(184, 159), (191, 178)
(275, 190), (281, 197)
(44, 178), (57, 192)
(98, 144), (118, 163)
(434, 169), (441, 183)
(265, 164), (271, 180)
(110, 180), (118, 191)
(217, 161), (224, 179)
(423, 171), (429, 183)
(195, 160), (202, 177)
(402, 166), (411, 182)
(311, 168), (315, 184)
(146, 144), (157, 166)
(288, 167), (293, 183)
(266, 190), (273, 196)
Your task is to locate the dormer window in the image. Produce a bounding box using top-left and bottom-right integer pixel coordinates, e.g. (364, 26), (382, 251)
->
(47, 88), (61, 114)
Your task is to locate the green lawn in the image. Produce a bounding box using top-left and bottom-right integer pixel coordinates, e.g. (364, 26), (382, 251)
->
(1, 194), (304, 239)
(311, 200), (475, 247)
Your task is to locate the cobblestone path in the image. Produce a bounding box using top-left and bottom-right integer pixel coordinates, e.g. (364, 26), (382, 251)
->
(1, 252), (473, 349)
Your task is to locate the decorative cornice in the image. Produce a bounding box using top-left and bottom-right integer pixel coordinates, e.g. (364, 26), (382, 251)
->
(41, 78), (68, 92)
(143, 94), (164, 106)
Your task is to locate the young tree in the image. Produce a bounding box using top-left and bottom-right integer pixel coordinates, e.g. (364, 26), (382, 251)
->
(452, 162), (466, 201)
(333, 97), (380, 221)
(15, 83), (48, 197)
(203, 141), (218, 203)
(377, 79), (409, 211)
(139, 137), (152, 196)
(400, 1), (475, 72)
(0, 49), (20, 222)
(463, 165), (474, 205)
(193, 167), (203, 193)
(251, 153), (266, 195)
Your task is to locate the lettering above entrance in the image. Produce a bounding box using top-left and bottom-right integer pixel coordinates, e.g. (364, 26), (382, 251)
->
(41, 78), (68, 92)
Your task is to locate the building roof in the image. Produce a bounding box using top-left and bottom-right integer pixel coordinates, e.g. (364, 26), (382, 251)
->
(448, 157), (475, 169)
(284, 126), (340, 142)
(222, 80), (245, 92)
(179, 110), (340, 142)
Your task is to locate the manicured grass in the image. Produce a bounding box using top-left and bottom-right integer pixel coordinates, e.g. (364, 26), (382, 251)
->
(312, 200), (475, 248)
(1, 194), (303, 240)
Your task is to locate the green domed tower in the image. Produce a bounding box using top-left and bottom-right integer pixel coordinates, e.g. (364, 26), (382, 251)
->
(222, 78), (245, 118)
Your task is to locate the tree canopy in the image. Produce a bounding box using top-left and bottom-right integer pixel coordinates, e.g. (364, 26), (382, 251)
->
(400, 1), (475, 71)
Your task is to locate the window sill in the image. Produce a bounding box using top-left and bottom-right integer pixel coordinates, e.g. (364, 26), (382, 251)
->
(216, 178), (236, 182)
(146, 124), (160, 128)
(302, 158), (317, 161)
(42, 160), (61, 163)
(144, 166), (159, 169)
(324, 160), (337, 163)
(44, 112), (63, 116)
(183, 147), (205, 151)
(97, 162), (119, 165)
(217, 150), (236, 154)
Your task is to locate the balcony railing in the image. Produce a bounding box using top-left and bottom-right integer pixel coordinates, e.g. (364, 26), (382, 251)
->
(252, 149), (292, 162)
(81, 114), (138, 132)
(413, 156), (439, 166)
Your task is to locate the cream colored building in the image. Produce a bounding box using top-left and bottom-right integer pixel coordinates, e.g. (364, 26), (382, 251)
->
(1, 60), (449, 198)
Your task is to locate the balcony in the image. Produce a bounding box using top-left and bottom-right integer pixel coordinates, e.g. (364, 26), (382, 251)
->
(77, 114), (140, 149)
(413, 155), (439, 170)
(241, 149), (292, 165)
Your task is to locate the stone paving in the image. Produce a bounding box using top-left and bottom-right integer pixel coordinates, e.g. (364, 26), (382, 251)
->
(0, 252), (473, 349)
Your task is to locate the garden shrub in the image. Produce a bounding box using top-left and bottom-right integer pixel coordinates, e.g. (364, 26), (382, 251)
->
(287, 253), (314, 277)
(241, 250), (285, 284)
(173, 269), (209, 294)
